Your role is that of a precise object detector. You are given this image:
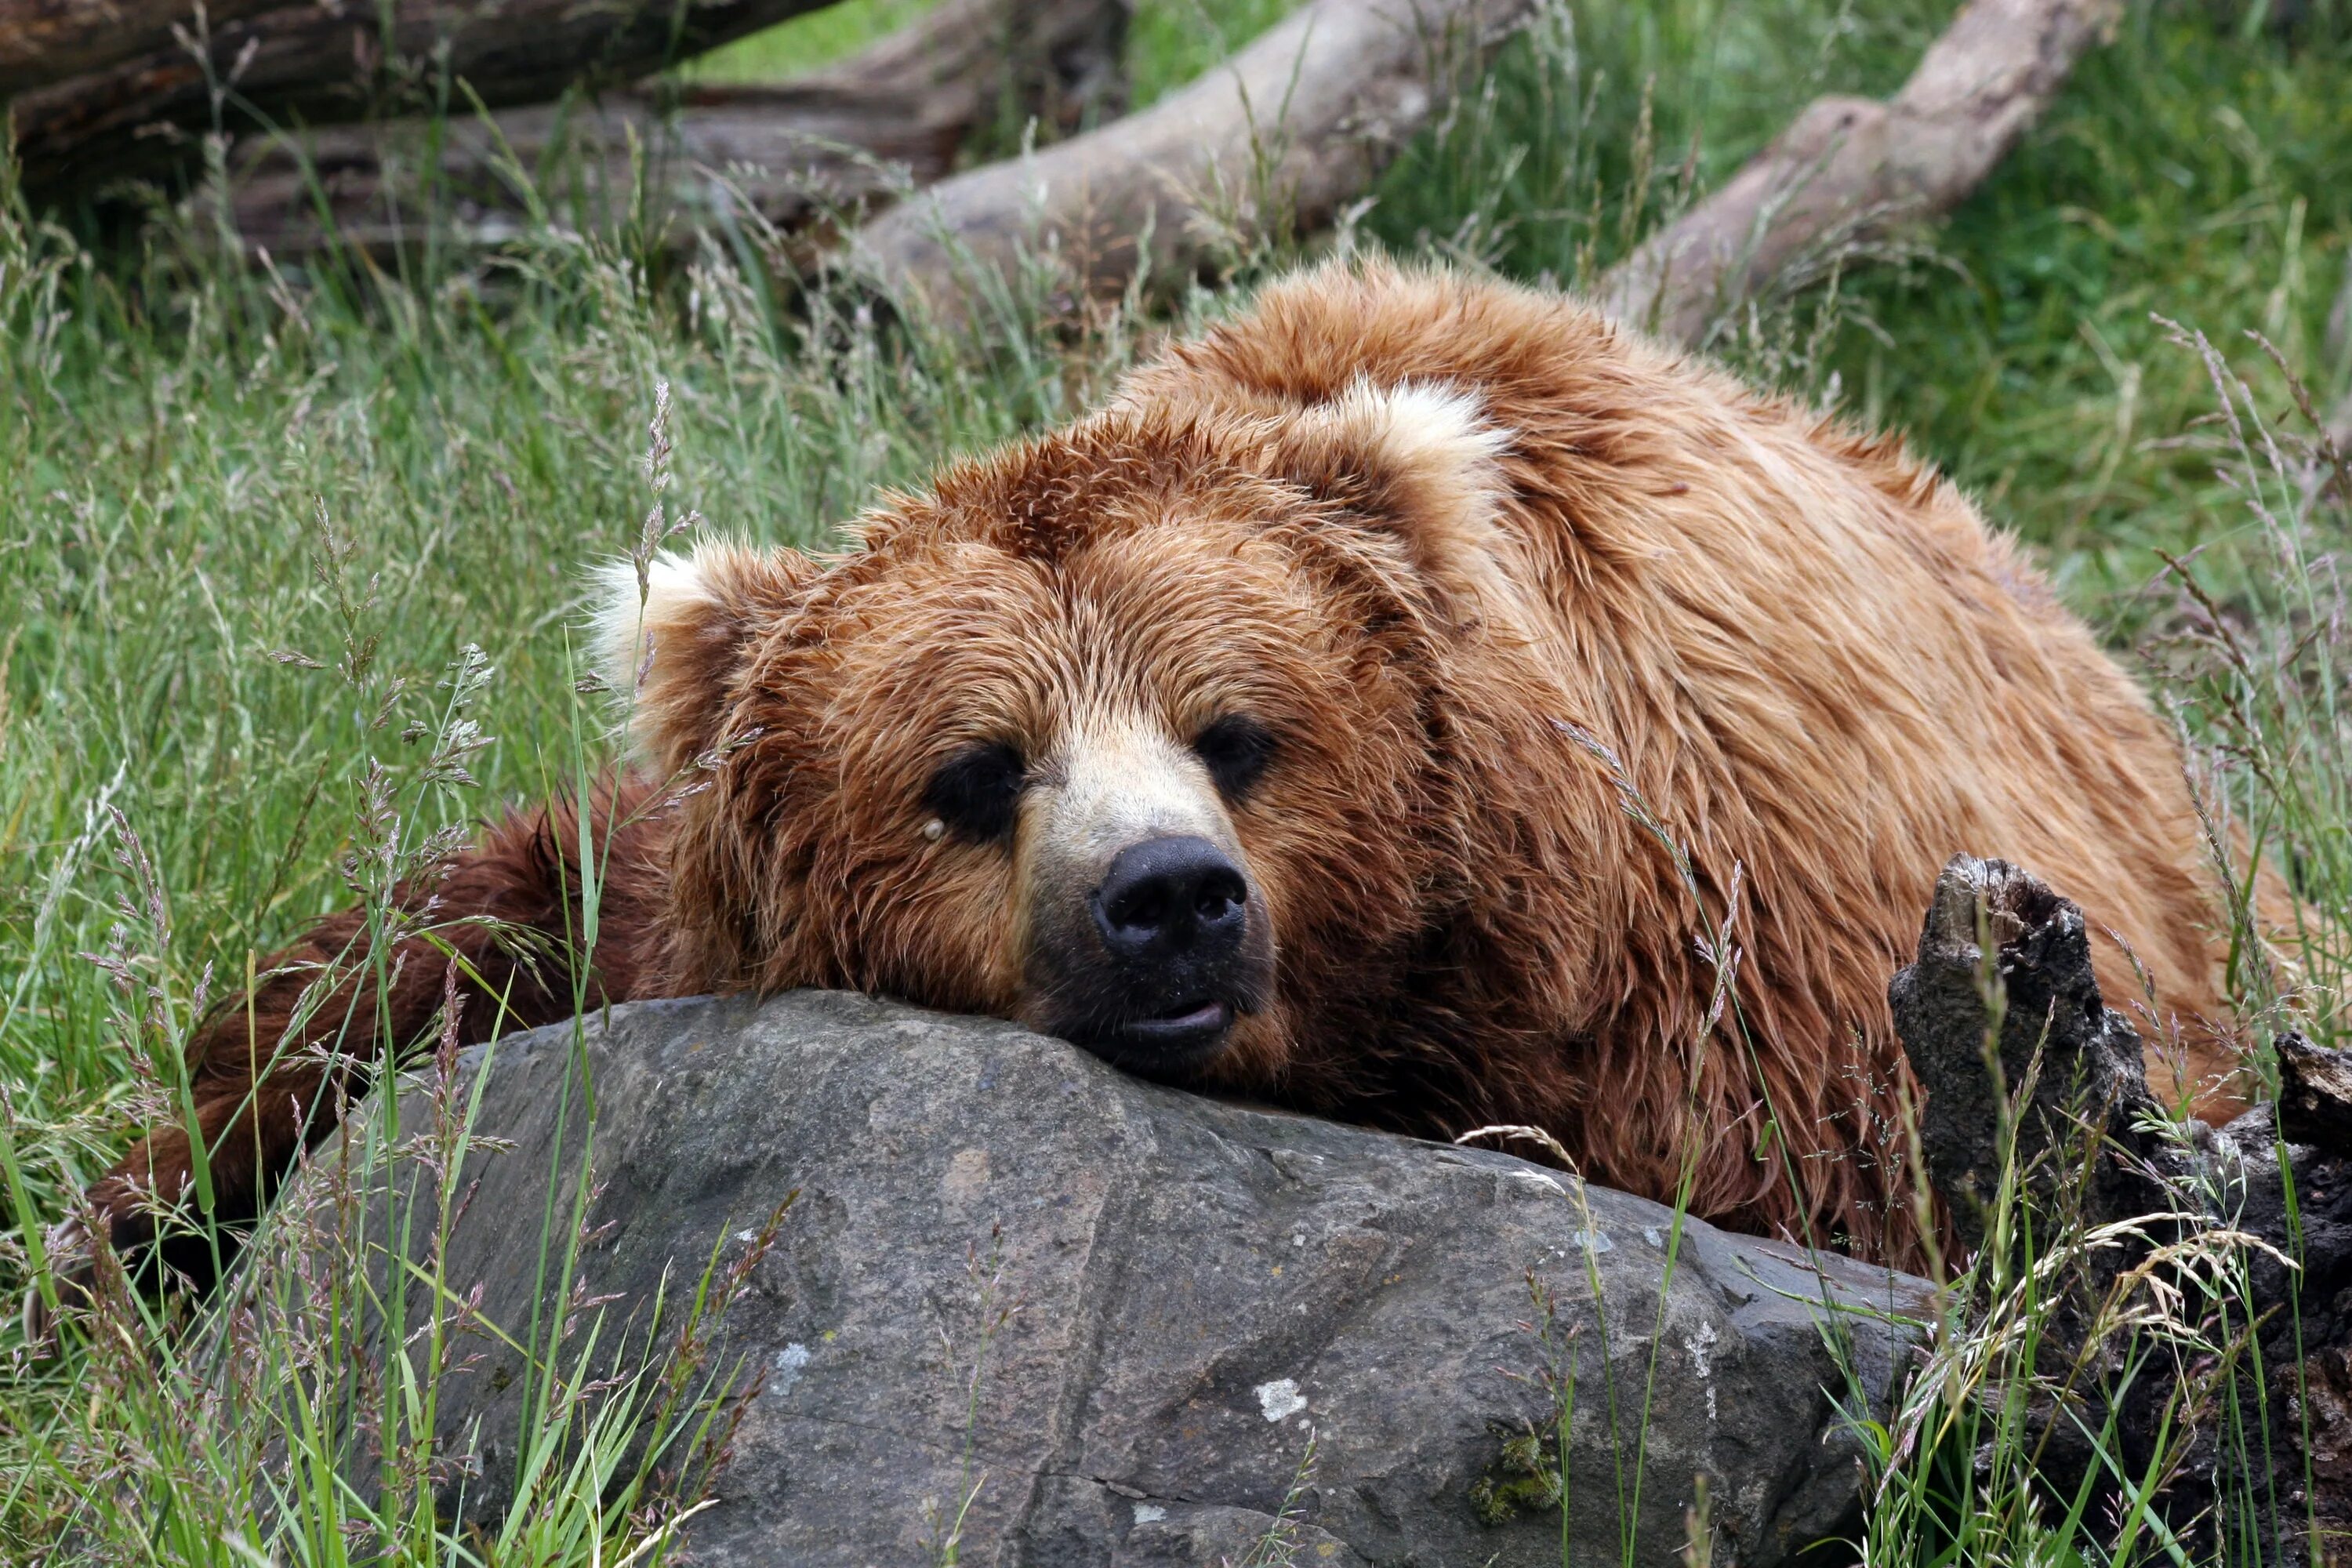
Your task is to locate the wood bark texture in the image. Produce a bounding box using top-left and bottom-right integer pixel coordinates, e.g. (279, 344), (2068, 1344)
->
(0, 0), (303, 95)
(844, 0), (1536, 318)
(1892, 855), (2352, 1561)
(7, 0), (831, 192)
(222, 0), (1127, 258)
(1595, 0), (2121, 348)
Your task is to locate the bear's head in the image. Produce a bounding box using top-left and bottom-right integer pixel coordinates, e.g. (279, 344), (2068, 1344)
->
(596, 382), (1598, 1094)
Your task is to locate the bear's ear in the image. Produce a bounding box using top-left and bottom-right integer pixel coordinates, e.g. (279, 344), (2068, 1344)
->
(1260, 379), (1535, 639)
(593, 539), (819, 775)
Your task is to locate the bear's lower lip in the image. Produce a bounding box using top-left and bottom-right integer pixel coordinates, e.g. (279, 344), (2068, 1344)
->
(1123, 999), (1230, 1040)
(1070, 1000), (1234, 1074)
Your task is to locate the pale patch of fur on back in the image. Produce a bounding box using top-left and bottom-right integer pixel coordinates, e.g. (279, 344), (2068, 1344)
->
(1330, 378), (1515, 510)
(1289, 378), (1545, 647)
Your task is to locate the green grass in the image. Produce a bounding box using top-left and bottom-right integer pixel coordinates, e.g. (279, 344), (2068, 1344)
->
(2, 0), (2350, 1561)
(1826, 8), (2352, 609)
(0, 179), (1139, 1565)
(686, 0), (1305, 103)
(684, 0), (942, 83)
(1123, 0), (1304, 108)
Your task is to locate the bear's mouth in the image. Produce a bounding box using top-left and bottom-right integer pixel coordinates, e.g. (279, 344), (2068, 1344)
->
(1067, 998), (1236, 1076)
(1119, 997), (1230, 1044)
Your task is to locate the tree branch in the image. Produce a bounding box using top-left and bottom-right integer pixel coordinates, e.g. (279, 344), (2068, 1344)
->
(1596, 0), (2121, 349)
(844, 0), (1536, 318)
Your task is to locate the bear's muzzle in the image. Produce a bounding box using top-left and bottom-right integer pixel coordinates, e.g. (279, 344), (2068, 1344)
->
(1030, 831), (1274, 1076)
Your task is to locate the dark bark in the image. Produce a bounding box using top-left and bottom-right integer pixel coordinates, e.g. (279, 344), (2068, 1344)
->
(0, 0), (305, 95)
(221, 0), (1127, 259)
(8, 0), (834, 194)
(1891, 854), (2351, 1563)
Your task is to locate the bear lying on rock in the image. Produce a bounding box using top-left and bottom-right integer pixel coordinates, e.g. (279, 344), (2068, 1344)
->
(76, 259), (2281, 1282)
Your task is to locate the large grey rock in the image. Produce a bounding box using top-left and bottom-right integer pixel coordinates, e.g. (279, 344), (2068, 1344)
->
(290, 991), (1932, 1566)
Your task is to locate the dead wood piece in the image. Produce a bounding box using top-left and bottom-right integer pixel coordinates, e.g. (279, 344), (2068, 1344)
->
(1888, 853), (2167, 1260)
(0, 0), (307, 96)
(844, 0), (1536, 319)
(7, 0), (831, 193)
(1890, 853), (2352, 1561)
(223, 0), (1127, 260)
(2278, 1030), (2352, 1148)
(1595, 0), (2121, 349)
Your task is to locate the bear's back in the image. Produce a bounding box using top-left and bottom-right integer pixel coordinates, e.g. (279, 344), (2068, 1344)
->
(1122, 258), (2246, 1119)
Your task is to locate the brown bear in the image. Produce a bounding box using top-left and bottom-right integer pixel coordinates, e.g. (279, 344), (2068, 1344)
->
(73, 258), (2271, 1283)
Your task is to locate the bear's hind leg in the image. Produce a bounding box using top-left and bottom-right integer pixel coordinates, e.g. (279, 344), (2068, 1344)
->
(55, 778), (663, 1303)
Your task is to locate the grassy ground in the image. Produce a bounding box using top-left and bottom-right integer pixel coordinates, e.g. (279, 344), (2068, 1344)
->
(685, 0), (1300, 102)
(685, 0), (940, 81)
(2, 0), (2349, 1561)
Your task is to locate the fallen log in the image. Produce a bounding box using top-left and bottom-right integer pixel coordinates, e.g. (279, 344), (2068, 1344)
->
(18, 0), (2121, 360)
(26, 0), (2114, 353)
(840, 0), (2115, 345)
(6, 0), (833, 194)
(0, 0), (303, 96)
(844, 0), (1537, 319)
(1593, 0), (2121, 349)
(221, 0), (1127, 260)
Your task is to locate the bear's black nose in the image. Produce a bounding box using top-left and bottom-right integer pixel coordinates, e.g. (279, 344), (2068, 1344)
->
(1091, 835), (1249, 963)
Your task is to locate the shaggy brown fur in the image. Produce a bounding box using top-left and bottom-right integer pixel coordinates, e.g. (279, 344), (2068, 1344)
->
(80, 259), (2274, 1280)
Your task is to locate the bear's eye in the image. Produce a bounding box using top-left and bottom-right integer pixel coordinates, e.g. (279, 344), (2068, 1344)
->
(1192, 714), (1276, 802)
(923, 741), (1026, 844)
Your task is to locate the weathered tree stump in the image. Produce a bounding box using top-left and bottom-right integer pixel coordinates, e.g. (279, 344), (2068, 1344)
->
(1890, 854), (2351, 1561)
